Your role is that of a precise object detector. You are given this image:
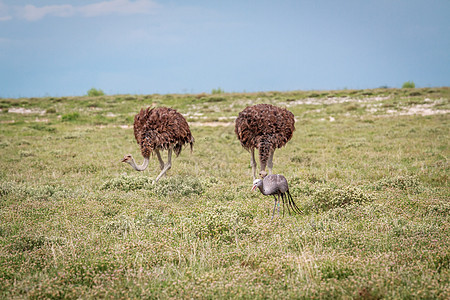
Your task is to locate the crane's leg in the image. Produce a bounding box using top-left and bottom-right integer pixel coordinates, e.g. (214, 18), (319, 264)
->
(155, 149), (165, 172)
(272, 195), (278, 220)
(277, 193), (281, 217)
(267, 149), (275, 175)
(154, 148), (172, 183)
(251, 148), (257, 180)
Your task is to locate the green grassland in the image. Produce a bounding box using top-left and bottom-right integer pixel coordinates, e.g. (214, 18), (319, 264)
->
(0, 88), (449, 299)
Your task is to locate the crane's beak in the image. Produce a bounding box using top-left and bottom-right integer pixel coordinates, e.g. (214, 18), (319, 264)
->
(121, 157), (127, 162)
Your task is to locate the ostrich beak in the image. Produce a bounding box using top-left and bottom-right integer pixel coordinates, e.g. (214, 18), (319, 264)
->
(251, 185), (257, 191)
(121, 157), (127, 162)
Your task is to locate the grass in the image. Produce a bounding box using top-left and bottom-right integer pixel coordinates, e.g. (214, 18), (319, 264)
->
(0, 87), (449, 299)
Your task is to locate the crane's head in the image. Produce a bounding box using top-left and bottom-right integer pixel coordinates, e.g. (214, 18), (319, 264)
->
(121, 154), (133, 163)
(252, 179), (262, 191)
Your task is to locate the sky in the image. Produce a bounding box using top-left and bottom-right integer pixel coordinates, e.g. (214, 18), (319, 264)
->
(0, 0), (449, 98)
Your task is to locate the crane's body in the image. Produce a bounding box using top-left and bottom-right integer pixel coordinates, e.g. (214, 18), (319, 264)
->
(252, 174), (302, 219)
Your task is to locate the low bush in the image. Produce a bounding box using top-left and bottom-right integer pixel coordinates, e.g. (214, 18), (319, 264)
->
(402, 81), (415, 89)
(319, 260), (355, 280)
(374, 175), (422, 193)
(153, 176), (203, 197)
(101, 175), (152, 192)
(0, 182), (70, 201)
(10, 235), (46, 252)
(211, 87), (225, 94)
(186, 206), (252, 242)
(102, 215), (136, 237)
(136, 209), (173, 226)
(87, 88), (105, 97)
(61, 112), (80, 122)
(19, 150), (34, 157)
(307, 186), (374, 212)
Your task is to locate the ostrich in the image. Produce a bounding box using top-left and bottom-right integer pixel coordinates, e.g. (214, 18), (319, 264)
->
(122, 107), (194, 183)
(252, 174), (302, 219)
(235, 104), (295, 179)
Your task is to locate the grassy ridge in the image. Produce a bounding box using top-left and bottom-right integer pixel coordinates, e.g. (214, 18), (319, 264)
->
(0, 88), (449, 298)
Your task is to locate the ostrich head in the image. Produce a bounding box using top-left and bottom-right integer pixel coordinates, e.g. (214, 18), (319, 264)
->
(259, 171), (268, 178)
(252, 179), (263, 191)
(121, 154), (133, 164)
(121, 154), (149, 171)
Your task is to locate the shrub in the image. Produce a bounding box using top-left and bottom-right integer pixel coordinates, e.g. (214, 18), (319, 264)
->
(30, 184), (71, 200)
(0, 140), (9, 148)
(402, 81), (415, 89)
(61, 112), (80, 122)
(290, 155), (311, 165)
(0, 181), (70, 201)
(0, 101), (11, 109)
(0, 181), (35, 199)
(187, 206), (252, 242)
(319, 260), (355, 280)
(206, 96), (226, 102)
(19, 150), (34, 158)
(102, 215), (135, 237)
(101, 174), (152, 192)
(87, 88), (105, 97)
(29, 124), (56, 132)
(136, 209), (172, 227)
(11, 235), (46, 252)
(309, 186), (374, 212)
(374, 175), (422, 193)
(153, 176), (203, 197)
(427, 202), (450, 216)
(211, 87), (225, 94)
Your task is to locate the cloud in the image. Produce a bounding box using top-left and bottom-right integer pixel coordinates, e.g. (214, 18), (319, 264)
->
(0, 1), (11, 21)
(79, 0), (159, 17)
(13, 0), (159, 21)
(20, 4), (74, 21)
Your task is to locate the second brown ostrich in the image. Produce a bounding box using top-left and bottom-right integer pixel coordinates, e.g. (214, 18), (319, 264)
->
(122, 107), (194, 183)
(235, 104), (295, 180)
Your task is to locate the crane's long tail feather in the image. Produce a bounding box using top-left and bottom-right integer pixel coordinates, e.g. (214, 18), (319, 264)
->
(281, 193), (291, 216)
(286, 191), (303, 215)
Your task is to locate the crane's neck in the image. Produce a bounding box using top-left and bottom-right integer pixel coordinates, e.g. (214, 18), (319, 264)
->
(257, 184), (268, 195)
(129, 157), (149, 171)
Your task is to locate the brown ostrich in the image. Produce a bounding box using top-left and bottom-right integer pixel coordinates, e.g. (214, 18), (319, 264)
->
(122, 107), (194, 183)
(235, 104), (295, 180)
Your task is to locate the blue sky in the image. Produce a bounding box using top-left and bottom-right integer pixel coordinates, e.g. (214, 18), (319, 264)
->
(1, 0), (449, 98)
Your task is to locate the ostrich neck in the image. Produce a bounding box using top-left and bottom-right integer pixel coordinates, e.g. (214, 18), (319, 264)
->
(130, 157), (149, 171)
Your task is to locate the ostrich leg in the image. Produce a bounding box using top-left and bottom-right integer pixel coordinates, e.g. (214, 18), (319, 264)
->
(250, 148), (257, 180)
(259, 148), (269, 177)
(155, 149), (166, 174)
(267, 149), (275, 175)
(154, 148), (172, 183)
